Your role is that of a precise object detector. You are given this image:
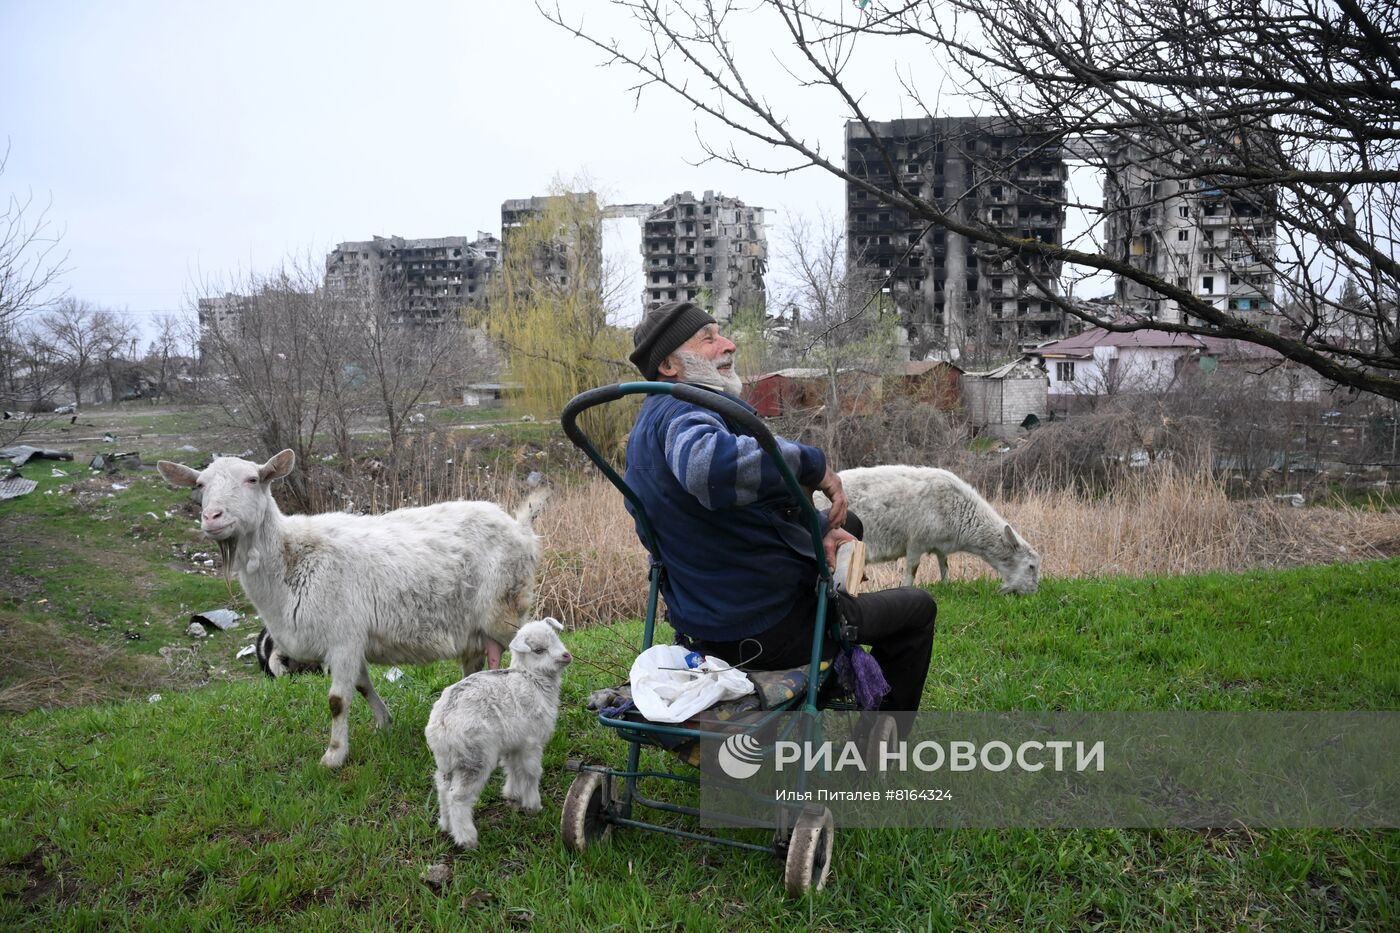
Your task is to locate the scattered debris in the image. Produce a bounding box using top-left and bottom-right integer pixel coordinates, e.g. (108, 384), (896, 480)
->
(410, 412), (427, 425)
(0, 477), (38, 500)
(179, 444), (199, 452)
(148, 693), (162, 703)
(190, 609), (241, 631)
(110, 483), (128, 491)
(51, 468), (68, 477)
(0, 445), (75, 467)
(1275, 493), (1305, 508)
(186, 622), (208, 638)
(421, 863), (452, 891)
(90, 451), (142, 473)
(235, 644), (256, 659)
(102, 433), (116, 443)
(384, 667), (404, 683)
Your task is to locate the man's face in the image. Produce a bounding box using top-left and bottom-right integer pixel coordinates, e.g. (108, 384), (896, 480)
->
(660, 324), (740, 392)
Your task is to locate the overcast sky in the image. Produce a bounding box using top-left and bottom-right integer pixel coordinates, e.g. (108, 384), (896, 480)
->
(2, 1), (1104, 343)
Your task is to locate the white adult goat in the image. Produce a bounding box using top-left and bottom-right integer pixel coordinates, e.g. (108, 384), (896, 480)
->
(425, 617), (571, 849)
(837, 465), (1041, 594)
(157, 449), (547, 768)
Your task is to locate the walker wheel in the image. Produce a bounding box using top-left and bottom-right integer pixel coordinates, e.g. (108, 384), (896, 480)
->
(783, 806), (834, 896)
(863, 713), (899, 769)
(561, 770), (612, 853)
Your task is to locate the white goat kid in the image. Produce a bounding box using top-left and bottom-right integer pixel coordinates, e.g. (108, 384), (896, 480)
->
(424, 618), (571, 849)
(157, 449), (545, 768)
(838, 465), (1041, 594)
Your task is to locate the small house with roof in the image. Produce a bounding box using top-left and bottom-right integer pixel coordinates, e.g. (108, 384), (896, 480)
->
(1029, 326), (1322, 405)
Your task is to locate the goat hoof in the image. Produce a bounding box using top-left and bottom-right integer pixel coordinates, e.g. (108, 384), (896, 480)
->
(320, 749), (347, 769)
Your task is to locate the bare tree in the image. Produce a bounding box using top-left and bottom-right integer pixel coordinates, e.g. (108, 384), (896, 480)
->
(200, 256), (485, 510)
(144, 312), (185, 401)
(37, 298), (126, 406)
(543, 0), (1400, 400)
(330, 275), (475, 461)
(1, 145), (67, 441)
(199, 265), (343, 509)
(97, 314), (138, 404)
(774, 211), (902, 452)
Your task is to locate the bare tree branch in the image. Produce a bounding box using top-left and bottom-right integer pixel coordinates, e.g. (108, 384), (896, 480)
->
(545, 0), (1400, 400)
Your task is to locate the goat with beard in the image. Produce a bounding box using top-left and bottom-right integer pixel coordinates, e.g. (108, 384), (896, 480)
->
(623, 302), (937, 732)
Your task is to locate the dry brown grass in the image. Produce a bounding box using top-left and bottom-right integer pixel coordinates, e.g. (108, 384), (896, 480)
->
(527, 467), (1400, 625)
(0, 618), (197, 714)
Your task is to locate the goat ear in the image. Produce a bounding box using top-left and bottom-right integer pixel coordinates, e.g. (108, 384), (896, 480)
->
(1003, 523), (1017, 548)
(157, 460), (200, 488)
(543, 617), (564, 633)
(259, 449), (295, 483)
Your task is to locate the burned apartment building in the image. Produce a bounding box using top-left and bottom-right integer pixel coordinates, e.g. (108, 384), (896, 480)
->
(846, 117), (1069, 360)
(499, 193), (602, 299)
(196, 292), (251, 339)
(641, 191), (767, 322)
(1103, 135), (1277, 326)
(324, 234), (502, 325)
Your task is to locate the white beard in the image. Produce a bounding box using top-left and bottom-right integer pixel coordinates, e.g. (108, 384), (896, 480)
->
(675, 350), (742, 395)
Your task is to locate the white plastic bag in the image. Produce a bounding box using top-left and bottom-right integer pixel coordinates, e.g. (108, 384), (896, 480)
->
(628, 645), (755, 723)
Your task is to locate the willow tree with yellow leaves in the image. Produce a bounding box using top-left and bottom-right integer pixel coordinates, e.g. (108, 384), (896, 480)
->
(485, 188), (636, 456)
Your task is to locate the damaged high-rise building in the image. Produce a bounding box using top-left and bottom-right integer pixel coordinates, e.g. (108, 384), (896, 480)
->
(324, 233), (502, 325)
(499, 193), (602, 299)
(1103, 135), (1278, 326)
(846, 117), (1069, 360)
(196, 292), (251, 339)
(641, 191), (766, 322)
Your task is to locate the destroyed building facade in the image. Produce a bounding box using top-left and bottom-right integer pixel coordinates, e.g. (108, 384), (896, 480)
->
(499, 193), (602, 299)
(324, 233), (502, 325)
(1103, 135), (1278, 327)
(640, 190), (767, 322)
(845, 116), (1069, 360)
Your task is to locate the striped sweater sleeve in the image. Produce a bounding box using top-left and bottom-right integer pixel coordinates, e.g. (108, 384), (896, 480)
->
(662, 407), (827, 509)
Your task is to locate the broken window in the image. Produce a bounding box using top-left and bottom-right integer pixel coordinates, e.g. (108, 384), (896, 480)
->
(1056, 361), (1075, 382)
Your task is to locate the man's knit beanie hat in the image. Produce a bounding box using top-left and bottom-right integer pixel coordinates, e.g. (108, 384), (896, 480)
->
(629, 301), (716, 379)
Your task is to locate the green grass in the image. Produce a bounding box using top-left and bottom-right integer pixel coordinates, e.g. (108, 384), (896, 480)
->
(3, 562), (1397, 929)
(1, 463), (246, 709)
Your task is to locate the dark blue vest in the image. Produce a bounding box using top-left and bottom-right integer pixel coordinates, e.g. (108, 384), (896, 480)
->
(624, 391), (825, 642)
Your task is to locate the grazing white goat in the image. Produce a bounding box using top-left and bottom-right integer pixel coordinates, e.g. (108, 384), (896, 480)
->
(157, 449), (547, 768)
(835, 465), (1041, 594)
(424, 617), (571, 849)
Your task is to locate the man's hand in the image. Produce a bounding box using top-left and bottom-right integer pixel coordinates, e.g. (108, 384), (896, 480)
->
(822, 526), (857, 573)
(818, 464), (847, 530)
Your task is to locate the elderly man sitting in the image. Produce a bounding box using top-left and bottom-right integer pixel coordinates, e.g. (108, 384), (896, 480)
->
(623, 301), (937, 727)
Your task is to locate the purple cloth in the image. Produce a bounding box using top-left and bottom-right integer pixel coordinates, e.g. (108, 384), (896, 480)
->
(835, 645), (890, 710)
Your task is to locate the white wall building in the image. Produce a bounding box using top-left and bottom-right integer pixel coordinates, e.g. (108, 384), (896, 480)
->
(1031, 326), (1323, 402)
